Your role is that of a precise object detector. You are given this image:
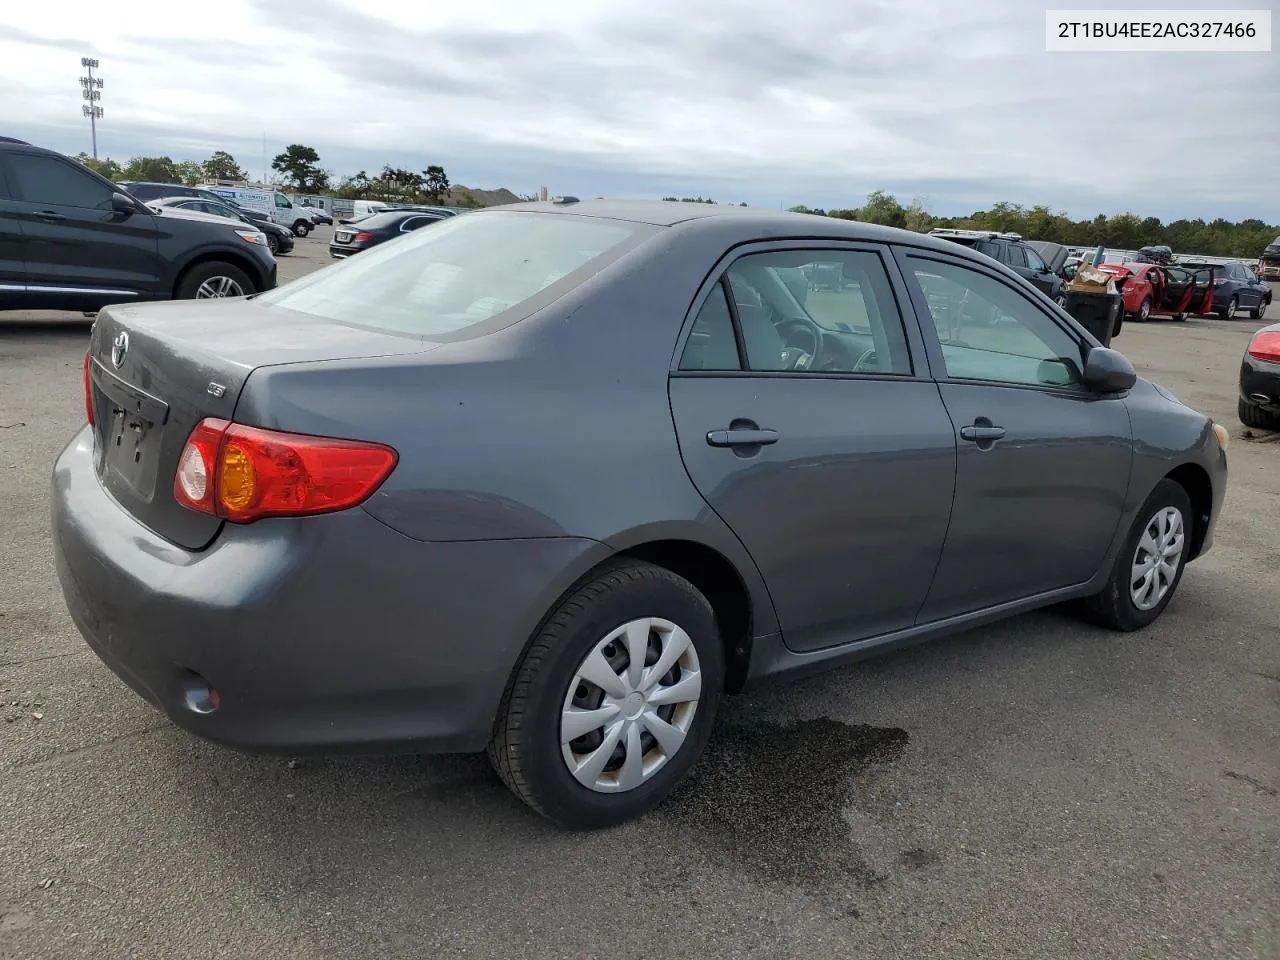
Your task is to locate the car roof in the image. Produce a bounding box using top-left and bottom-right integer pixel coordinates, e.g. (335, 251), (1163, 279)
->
(476, 199), (1001, 258)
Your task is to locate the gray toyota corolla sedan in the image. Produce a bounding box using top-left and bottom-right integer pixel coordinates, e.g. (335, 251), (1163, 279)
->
(53, 199), (1229, 829)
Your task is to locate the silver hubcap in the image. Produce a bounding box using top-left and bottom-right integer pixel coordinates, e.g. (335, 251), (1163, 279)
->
(1140, 300), (1150, 320)
(195, 276), (245, 299)
(1130, 506), (1185, 611)
(1227, 299), (1236, 318)
(560, 617), (702, 794)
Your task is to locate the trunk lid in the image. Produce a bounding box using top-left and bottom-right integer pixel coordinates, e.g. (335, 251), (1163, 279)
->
(87, 298), (433, 550)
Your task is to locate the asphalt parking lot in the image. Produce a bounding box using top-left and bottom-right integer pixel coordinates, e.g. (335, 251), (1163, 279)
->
(2, 227), (1278, 960)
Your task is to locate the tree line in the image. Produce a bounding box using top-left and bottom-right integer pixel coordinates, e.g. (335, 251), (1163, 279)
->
(788, 190), (1277, 259)
(77, 144), (479, 206)
(75, 146), (1275, 256)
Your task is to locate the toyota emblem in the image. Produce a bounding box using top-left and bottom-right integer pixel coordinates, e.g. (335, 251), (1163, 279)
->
(110, 331), (129, 369)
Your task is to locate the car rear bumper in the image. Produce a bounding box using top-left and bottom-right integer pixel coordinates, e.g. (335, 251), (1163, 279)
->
(1240, 355), (1280, 410)
(52, 427), (598, 755)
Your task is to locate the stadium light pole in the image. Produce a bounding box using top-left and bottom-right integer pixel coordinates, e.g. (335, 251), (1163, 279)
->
(79, 57), (104, 160)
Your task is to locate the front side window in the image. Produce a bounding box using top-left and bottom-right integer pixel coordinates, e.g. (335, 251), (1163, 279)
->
(257, 211), (645, 338)
(8, 154), (112, 210)
(710, 249), (913, 375)
(274, 194), (292, 208)
(910, 257), (1085, 388)
(1024, 247), (1047, 272)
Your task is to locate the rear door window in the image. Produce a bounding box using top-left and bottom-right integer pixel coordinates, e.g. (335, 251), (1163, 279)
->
(8, 153), (113, 210)
(257, 211), (650, 339)
(1004, 245), (1028, 269)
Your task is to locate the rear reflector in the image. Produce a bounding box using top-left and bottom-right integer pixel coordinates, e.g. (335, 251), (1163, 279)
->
(174, 419), (398, 523)
(1247, 331), (1280, 364)
(82, 351), (94, 426)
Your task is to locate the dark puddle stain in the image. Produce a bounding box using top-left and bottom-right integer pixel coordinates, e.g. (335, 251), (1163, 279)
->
(664, 716), (908, 890)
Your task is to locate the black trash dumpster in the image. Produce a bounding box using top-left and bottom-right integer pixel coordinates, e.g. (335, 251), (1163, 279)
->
(1063, 290), (1124, 347)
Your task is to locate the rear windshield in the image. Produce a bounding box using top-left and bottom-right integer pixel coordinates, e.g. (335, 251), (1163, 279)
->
(258, 211), (647, 338)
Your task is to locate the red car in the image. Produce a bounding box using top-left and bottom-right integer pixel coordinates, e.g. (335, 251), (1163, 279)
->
(1096, 261), (1218, 322)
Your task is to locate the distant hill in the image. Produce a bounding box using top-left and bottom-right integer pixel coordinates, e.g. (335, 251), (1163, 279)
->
(443, 185), (523, 208)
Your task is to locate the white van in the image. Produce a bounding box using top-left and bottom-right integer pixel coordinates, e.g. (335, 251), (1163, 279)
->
(201, 184), (317, 238)
(353, 200), (392, 218)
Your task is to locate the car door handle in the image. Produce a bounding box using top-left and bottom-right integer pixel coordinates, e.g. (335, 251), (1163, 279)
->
(35, 210), (66, 221)
(707, 428), (779, 447)
(959, 424), (1006, 442)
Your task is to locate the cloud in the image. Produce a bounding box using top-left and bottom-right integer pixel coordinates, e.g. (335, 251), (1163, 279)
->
(1, 0), (1276, 221)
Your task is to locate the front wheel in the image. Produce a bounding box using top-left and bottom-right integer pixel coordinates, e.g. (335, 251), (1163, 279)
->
(1250, 298), (1269, 320)
(1218, 296), (1237, 320)
(488, 560), (724, 830)
(1137, 297), (1152, 322)
(175, 261), (254, 300)
(292, 220), (311, 238)
(266, 232), (280, 255)
(1076, 479), (1193, 631)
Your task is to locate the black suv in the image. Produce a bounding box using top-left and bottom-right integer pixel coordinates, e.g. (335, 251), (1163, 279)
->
(928, 228), (1066, 304)
(0, 139), (277, 312)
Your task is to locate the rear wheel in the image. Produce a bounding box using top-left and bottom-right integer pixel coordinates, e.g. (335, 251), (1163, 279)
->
(1239, 397), (1280, 431)
(1076, 479), (1193, 631)
(1218, 296), (1237, 320)
(488, 560), (724, 830)
(293, 220), (311, 238)
(175, 261), (254, 300)
(1171, 313), (1187, 322)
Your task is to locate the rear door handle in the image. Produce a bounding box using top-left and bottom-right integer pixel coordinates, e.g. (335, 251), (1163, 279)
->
(707, 428), (779, 447)
(959, 424), (1006, 442)
(35, 211), (66, 221)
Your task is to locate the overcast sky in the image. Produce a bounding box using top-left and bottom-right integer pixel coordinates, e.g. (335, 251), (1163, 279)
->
(1, 0), (1276, 221)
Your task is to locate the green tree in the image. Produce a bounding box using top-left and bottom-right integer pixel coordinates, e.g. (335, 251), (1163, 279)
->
(855, 190), (907, 228)
(202, 151), (247, 182)
(174, 160), (203, 186)
(120, 156), (181, 183)
(422, 165), (450, 203)
(75, 152), (122, 181)
(903, 197), (933, 233)
(271, 144), (329, 192)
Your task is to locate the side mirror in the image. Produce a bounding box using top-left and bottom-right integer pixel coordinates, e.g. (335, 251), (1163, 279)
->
(1083, 346), (1136, 394)
(111, 191), (139, 215)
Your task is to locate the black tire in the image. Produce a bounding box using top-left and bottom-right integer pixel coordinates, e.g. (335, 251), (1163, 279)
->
(1249, 298), (1269, 320)
(175, 261), (255, 300)
(1076, 479), (1193, 632)
(266, 232), (280, 255)
(293, 220), (311, 238)
(488, 560), (724, 830)
(1239, 397), (1280, 431)
(1137, 297), (1152, 322)
(1171, 313), (1187, 322)
(1218, 296), (1237, 320)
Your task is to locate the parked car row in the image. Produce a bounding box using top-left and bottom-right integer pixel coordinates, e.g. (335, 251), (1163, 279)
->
(0, 137), (277, 313)
(148, 196), (296, 256)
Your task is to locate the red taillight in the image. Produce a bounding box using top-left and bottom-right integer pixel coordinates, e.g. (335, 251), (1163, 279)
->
(174, 418), (398, 523)
(83, 352), (95, 426)
(1247, 331), (1280, 364)
(354, 231), (373, 243)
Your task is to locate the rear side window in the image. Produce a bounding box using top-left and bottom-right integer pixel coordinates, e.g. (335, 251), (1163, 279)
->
(9, 154), (113, 209)
(1004, 245), (1028, 268)
(258, 211), (646, 338)
(679, 284), (741, 371)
